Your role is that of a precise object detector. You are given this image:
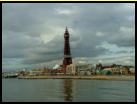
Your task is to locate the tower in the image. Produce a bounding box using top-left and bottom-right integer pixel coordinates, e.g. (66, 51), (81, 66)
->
(63, 27), (72, 74)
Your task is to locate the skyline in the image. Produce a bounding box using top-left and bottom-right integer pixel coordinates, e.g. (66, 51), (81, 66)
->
(2, 3), (135, 71)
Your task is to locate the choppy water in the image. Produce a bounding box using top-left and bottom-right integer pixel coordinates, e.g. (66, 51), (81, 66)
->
(2, 79), (135, 102)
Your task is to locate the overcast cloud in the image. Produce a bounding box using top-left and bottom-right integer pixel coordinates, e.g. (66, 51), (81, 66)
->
(2, 3), (135, 71)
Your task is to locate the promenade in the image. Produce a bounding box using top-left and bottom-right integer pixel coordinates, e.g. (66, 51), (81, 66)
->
(18, 75), (135, 81)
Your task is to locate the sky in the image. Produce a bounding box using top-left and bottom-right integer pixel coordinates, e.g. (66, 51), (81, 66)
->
(2, 3), (135, 71)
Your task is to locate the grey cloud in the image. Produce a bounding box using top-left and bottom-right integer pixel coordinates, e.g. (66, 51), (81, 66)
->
(109, 37), (135, 47)
(2, 3), (135, 70)
(71, 3), (135, 47)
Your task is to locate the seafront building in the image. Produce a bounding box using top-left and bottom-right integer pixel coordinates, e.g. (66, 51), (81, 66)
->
(64, 63), (134, 76)
(2, 63), (135, 78)
(66, 64), (76, 75)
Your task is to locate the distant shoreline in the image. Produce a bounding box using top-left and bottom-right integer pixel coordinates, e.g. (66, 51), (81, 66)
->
(17, 75), (135, 81)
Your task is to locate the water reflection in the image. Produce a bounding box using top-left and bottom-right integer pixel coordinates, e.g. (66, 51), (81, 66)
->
(63, 79), (73, 102)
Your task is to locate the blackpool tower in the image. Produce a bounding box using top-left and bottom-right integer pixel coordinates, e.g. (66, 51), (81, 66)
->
(63, 27), (72, 74)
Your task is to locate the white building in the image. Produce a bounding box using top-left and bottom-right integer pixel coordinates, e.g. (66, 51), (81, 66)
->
(129, 67), (135, 74)
(66, 64), (76, 75)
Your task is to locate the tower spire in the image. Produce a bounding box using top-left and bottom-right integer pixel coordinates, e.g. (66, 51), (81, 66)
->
(65, 26), (68, 33)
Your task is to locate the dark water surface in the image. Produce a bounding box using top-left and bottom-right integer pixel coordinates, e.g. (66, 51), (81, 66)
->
(2, 79), (135, 102)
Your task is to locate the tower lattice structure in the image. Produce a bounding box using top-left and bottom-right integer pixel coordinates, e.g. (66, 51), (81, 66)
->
(63, 27), (72, 74)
